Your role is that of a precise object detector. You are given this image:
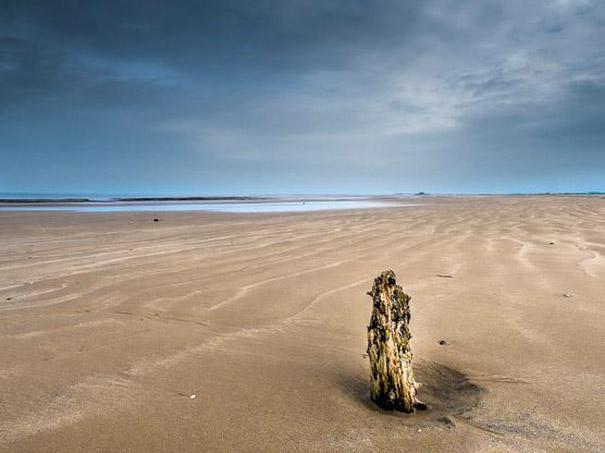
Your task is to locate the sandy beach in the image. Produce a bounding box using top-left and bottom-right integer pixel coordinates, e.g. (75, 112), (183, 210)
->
(0, 196), (603, 452)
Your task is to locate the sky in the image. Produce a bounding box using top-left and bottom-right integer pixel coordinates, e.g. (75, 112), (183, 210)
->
(1, 0), (604, 195)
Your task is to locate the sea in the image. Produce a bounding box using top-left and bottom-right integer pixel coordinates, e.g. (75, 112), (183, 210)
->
(0, 193), (424, 213)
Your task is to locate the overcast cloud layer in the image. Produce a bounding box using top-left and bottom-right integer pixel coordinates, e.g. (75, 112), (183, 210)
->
(1, 0), (604, 195)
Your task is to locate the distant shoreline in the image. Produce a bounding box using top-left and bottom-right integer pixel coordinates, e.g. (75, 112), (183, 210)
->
(0, 192), (603, 205)
(0, 196), (270, 204)
(0, 196), (423, 213)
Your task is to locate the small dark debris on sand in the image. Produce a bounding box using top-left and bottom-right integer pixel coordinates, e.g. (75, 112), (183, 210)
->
(562, 293), (572, 298)
(436, 274), (453, 278)
(177, 392), (197, 399)
(6, 297), (12, 301)
(548, 242), (555, 245)
(438, 339), (447, 346)
(436, 416), (456, 428)
(153, 218), (160, 222)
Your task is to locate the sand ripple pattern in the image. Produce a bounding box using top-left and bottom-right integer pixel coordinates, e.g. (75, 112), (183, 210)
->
(0, 197), (604, 452)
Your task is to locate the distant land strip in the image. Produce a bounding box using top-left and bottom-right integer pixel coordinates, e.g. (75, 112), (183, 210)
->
(0, 196), (270, 204)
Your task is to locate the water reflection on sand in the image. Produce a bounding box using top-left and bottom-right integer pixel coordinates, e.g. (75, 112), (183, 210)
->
(0, 198), (424, 213)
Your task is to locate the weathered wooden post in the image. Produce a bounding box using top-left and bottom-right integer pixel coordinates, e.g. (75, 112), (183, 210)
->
(367, 270), (424, 412)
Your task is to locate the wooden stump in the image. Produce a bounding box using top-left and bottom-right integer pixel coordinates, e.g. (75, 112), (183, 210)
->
(367, 270), (424, 412)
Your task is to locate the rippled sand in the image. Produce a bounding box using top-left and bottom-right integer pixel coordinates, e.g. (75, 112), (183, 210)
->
(0, 196), (603, 451)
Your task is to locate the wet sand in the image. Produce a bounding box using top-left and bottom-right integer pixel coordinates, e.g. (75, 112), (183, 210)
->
(0, 196), (603, 452)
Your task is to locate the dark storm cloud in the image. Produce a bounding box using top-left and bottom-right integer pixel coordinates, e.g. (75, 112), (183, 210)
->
(1, 0), (604, 194)
(2, 0), (422, 74)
